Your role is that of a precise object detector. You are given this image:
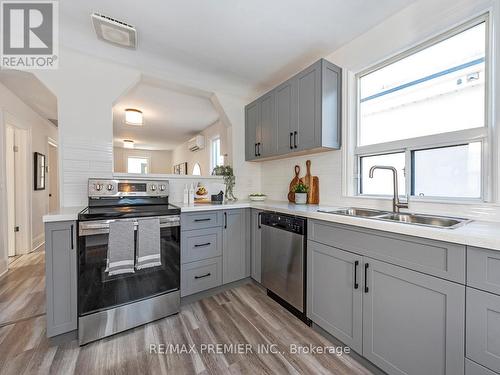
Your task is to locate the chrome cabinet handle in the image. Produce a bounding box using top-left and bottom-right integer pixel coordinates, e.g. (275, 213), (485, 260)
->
(354, 260), (359, 289)
(194, 242), (211, 248)
(194, 272), (211, 279)
(290, 132), (293, 149)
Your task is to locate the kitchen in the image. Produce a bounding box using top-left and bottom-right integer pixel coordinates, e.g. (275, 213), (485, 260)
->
(1, 0), (500, 374)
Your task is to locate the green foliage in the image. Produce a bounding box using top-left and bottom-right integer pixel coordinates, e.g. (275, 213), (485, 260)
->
(292, 182), (309, 194)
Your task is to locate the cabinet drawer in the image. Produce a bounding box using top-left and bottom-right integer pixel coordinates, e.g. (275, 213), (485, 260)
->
(467, 287), (500, 374)
(465, 359), (498, 375)
(468, 247), (500, 296)
(181, 227), (222, 264)
(181, 211), (222, 231)
(308, 220), (465, 283)
(181, 257), (222, 297)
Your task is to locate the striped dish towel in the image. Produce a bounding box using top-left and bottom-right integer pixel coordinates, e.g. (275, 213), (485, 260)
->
(106, 220), (135, 276)
(136, 218), (161, 270)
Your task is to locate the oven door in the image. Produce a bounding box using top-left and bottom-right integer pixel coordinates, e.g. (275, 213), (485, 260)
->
(78, 215), (180, 317)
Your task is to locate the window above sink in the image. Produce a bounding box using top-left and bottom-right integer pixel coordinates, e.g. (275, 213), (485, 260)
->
(352, 15), (490, 202)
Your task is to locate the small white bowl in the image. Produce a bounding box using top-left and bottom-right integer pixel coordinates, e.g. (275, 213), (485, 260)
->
(249, 195), (267, 201)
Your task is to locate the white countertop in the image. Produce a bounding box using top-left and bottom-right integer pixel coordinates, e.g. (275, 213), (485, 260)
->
(43, 200), (500, 251)
(43, 206), (85, 223)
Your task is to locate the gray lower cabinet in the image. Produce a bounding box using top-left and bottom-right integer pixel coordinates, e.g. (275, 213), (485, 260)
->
(466, 287), (500, 374)
(250, 209), (262, 283)
(307, 241), (363, 352)
(363, 258), (465, 375)
(465, 358), (498, 375)
(467, 247), (500, 296)
(222, 209), (250, 284)
(45, 221), (77, 337)
(181, 257), (223, 297)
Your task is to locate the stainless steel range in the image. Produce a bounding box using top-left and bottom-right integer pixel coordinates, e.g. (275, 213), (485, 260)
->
(77, 179), (180, 345)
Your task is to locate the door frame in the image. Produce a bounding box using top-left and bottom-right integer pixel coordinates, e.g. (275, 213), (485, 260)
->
(47, 137), (59, 212)
(1, 111), (32, 260)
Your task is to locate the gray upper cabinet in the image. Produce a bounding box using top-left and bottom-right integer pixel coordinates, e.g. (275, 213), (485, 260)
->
(245, 100), (260, 161)
(245, 59), (342, 161)
(222, 209), (250, 284)
(45, 221), (77, 337)
(276, 80), (295, 154)
(250, 209), (262, 283)
(307, 241), (363, 353)
(259, 91), (277, 157)
(363, 258), (465, 375)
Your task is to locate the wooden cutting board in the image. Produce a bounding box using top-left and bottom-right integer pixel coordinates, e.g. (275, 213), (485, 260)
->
(287, 165), (301, 203)
(301, 160), (319, 204)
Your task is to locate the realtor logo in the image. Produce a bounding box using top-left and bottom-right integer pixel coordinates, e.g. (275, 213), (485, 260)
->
(1, 1), (58, 69)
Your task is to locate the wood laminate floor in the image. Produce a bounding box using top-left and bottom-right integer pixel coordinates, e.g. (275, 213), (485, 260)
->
(0, 250), (372, 375)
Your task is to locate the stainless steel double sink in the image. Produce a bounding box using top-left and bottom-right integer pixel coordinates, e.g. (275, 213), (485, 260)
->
(317, 207), (471, 229)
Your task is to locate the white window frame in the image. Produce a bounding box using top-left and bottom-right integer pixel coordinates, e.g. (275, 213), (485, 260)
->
(352, 14), (492, 203)
(126, 156), (150, 174)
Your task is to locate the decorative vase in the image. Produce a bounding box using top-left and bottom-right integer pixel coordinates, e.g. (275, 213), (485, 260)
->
(224, 175), (237, 201)
(295, 193), (307, 204)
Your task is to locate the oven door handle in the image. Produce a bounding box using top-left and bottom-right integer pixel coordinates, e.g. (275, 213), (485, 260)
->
(79, 216), (180, 236)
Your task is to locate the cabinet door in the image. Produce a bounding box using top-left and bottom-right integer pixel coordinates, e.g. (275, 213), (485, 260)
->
(45, 221), (77, 337)
(223, 209), (249, 283)
(245, 101), (259, 161)
(259, 91), (276, 157)
(307, 241), (363, 352)
(295, 60), (321, 151)
(251, 209), (262, 283)
(467, 287), (500, 373)
(276, 80), (295, 155)
(363, 259), (465, 375)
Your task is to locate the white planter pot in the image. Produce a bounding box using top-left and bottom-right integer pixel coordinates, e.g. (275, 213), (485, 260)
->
(295, 193), (307, 204)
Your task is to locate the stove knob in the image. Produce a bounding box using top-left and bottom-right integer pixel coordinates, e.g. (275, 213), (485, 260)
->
(107, 184), (114, 191)
(95, 184), (102, 191)
(159, 184), (166, 191)
(150, 184), (157, 191)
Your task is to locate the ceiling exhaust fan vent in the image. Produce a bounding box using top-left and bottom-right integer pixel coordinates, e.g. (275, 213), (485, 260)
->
(91, 13), (137, 49)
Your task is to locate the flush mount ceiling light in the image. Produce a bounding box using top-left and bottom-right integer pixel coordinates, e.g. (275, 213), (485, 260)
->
(123, 140), (134, 149)
(91, 13), (137, 49)
(124, 108), (143, 126)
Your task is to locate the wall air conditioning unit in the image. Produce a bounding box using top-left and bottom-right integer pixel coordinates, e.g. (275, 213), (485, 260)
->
(188, 135), (205, 152)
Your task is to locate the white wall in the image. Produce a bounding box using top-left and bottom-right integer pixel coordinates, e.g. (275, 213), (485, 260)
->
(171, 120), (230, 176)
(0, 81), (58, 274)
(260, 0), (500, 221)
(33, 48), (260, 206)
(114, 147), (172, 174)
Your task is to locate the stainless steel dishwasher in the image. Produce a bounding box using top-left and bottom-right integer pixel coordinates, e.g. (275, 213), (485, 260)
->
(261, 212), (310, 325)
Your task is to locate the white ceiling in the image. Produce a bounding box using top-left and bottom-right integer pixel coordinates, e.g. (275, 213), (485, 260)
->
(113, 79), (219, 150)
(60, 0), (417, 98)
(0, 70), (58, 124)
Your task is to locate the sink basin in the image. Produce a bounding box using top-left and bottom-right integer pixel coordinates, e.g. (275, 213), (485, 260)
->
(378, 213), (470, 229)
(317, 207), (471, 229)
(318, 208), (388, 218)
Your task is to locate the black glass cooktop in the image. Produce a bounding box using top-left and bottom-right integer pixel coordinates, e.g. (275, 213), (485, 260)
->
(78, 204), (180, 221)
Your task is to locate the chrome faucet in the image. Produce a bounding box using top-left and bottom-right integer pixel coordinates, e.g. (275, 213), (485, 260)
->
(369, 166), (409, 213)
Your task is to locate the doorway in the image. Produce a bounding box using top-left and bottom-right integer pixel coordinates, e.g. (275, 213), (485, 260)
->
(5, 124), (30, 258)
(47, 140), (59, 212)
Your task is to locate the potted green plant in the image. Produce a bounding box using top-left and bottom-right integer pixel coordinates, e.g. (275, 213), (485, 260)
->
(292, 182), (309, 204)
(212, 165), (237, 201)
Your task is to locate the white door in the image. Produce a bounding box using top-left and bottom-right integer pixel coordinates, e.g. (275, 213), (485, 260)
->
(5, 126), (16, 257)
(48, 143), (59, 212)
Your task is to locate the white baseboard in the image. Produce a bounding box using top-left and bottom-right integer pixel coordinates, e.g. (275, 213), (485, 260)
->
(32, 233), (45, 252)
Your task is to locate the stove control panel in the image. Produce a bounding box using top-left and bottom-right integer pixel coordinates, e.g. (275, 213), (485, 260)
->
(88, 179), (169, 198)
